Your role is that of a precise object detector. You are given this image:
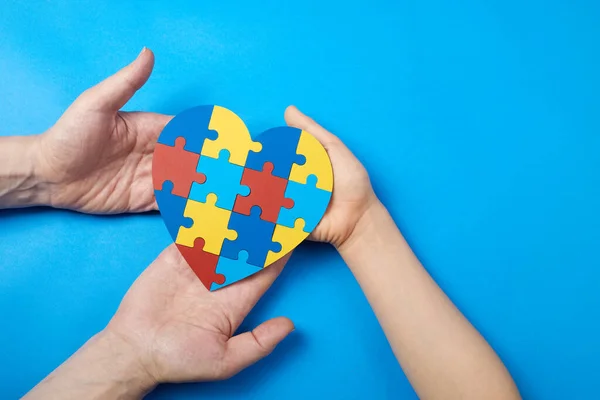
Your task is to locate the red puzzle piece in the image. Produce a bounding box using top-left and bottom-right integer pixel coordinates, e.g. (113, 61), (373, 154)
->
(233, 162), (294, 223)
(176, 238), (225, 290)
(152, 137), (207, 198)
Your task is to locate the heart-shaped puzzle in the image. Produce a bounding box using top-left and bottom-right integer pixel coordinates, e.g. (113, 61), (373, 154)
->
(152, 105), (333, 290)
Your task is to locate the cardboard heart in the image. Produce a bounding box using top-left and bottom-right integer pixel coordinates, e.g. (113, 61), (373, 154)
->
(152, 105), (333, 290)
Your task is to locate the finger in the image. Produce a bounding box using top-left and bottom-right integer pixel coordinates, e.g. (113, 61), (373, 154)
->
(77, 47), (155, 112)
(213, 253), (292, 325)
(221, 317), (294, 378)
(284, 105), (340, 147)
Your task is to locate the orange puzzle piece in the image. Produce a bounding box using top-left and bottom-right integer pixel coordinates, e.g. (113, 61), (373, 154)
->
(152, 137), (207, 198)
(176, 237), (225, 290)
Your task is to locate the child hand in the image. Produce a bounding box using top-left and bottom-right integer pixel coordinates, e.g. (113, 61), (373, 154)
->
(284, 106), (378, 248)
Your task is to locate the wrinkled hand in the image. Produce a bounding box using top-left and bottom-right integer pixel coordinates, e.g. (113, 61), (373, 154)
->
(284, 107), (377, 248)
(34, 48), (171, 213)
(106, 245), (294, 383)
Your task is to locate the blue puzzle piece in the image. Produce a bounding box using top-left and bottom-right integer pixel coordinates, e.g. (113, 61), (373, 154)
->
(245, 126), (306, 179)
(154, 181), (193, 241)
(157, 105), (218, 154)
(189, 150), (250, 210)
(221, 207), (281, 267)
(210, 251), (263, 290)
(277, 175), (332, 232)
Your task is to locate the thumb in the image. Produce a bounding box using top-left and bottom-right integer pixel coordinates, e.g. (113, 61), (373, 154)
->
(221, 317), (295, 378)
(284, 105), (341, 148)
(77, 47), (155, 112)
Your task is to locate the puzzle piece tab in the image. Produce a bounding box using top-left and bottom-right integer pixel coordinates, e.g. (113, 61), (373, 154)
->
(154, 181), (193, 241)
(210, 251), (263, 290)
(265, 219), (308, 267)
(157, 105), (218, 154)
(189, 150), (250, 210)
(201, 105), (262, 166)
(221, 207), (281, 267)
(245, 126), (306, 179)
(176, 194), (238, 255)
(176, 237), (225, 290)
(277, 175), (331, 232)
(233, 162), (294, 223)
(289, 130), (333, 191)
(152, 138), (207, 198)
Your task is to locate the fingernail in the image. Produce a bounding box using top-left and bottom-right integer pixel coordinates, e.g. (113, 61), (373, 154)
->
(137, 47), (147, 58)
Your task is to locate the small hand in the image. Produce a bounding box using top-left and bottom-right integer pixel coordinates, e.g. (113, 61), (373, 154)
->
(284, 106), (377, 248)
(34, 48), (171, 213)
(106, 245), (294, 383)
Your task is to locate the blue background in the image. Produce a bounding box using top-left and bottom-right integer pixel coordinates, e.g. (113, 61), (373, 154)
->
(1, 0), (599, 398)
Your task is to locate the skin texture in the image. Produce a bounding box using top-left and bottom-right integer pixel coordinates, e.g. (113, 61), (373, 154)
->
(0, 49), (520, 399)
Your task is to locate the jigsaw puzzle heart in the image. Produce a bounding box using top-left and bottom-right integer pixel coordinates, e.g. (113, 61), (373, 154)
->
(152, 105), (333, 290)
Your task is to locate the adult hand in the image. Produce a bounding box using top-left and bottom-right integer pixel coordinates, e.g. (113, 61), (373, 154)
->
(107, 245), (294, 383)
(34, 48), (171, 213)
(284, 106), (377, 248)
(24, 246), (293, 398)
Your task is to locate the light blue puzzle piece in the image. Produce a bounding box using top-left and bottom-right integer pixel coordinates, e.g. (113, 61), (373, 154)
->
(210, 251), (263, 290)
(277, 175), (331, 232)
(189, 150), (250, 210)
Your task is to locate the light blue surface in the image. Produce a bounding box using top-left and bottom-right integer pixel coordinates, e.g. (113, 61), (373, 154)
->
(1, 0), (599, 398)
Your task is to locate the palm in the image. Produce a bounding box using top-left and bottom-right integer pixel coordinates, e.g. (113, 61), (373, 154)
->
(107, 245), (293, 383)
(40, 110), (169, 213)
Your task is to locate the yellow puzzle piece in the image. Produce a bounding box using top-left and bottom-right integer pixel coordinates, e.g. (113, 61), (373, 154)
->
(201, 105), (262, 166)
(288, 130), (333, 191)
(265, 219), (309, 267)
(176, 194), (237, 255)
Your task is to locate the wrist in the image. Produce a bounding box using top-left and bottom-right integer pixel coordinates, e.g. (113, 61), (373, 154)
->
(81, 329), (157, 399)
(25, 329), (157, 400)
(337, 198), (388, 256)
(0, 135), (51, 208)
(89, 329), (158, 397)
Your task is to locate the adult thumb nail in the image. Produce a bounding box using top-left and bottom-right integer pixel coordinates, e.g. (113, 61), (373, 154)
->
(137, 47), (147, 60)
